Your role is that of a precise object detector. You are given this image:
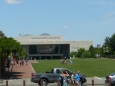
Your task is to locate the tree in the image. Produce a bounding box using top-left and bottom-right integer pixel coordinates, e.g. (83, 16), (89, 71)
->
(103, 37), (110, 46)
(94, 47), (102, 58)
(77, 48), (85, 58)
(81, 50), (91, 58)
(89, 45), (95, 58)
(0, 30), (5, 37)
(69, 51), (77, 58)
(0, 37), (27, 74)
(103, 33), (115, 57)
(109, 33), (115, 54)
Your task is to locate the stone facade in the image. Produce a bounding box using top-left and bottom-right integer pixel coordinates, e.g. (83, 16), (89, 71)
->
(14, 34), (93, 58)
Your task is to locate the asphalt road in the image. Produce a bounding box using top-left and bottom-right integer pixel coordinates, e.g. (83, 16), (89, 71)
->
(47, 77), (107, 86)
(0, 77), (108, 86)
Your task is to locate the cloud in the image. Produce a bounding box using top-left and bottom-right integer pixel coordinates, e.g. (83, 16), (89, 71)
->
(63, 26), (69, 29)
(4, 0), (22, 4)
(100, 14), (115, 18)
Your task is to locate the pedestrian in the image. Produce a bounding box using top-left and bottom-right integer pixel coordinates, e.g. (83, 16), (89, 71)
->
(22, 59), (24, 66)
(70, 58), (72, 64)
(20, 60), (22, 66)
(74, 71), (80, 86)
(14, 58), (16, 66)
(16, 59), (19, 67)
(26, 59), (28, 66)
(10, 57), (14, 69)
(58, 70), (68, 86)
(71, 72), (75, 85)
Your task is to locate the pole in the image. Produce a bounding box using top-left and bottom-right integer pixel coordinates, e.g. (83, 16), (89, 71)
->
(23, 80), (25, 86)
(92, 79), (94, 86)
(6, 80), (8, 86)
(40, 79), (42, 86)
(109, 79), (111, 86)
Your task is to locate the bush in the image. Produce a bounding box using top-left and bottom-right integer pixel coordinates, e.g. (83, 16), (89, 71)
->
(81, 51), (91, 58)
(69, 51), (78, 58)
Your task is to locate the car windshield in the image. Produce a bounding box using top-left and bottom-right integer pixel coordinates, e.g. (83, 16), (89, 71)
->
(110, 73), (115, 76)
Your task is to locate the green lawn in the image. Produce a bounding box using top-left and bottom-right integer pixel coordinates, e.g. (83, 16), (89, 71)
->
(31, 58), (115, 77)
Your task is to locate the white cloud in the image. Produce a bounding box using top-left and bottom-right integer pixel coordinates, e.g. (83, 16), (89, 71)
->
(63, 26), (69, 29)
(4, 0), (22, 4)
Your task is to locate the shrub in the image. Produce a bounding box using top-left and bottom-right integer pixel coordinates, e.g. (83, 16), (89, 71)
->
(81, 51), (91, 58)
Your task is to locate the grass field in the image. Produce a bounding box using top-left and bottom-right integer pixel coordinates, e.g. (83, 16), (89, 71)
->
(31, 58), (115, 77)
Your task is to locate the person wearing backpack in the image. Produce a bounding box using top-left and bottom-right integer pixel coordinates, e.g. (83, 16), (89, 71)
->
(74, 71), (80, 86)
(58, 70), (68, 86)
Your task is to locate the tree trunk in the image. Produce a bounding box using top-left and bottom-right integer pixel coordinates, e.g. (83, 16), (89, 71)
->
(1, 54), (7, 73)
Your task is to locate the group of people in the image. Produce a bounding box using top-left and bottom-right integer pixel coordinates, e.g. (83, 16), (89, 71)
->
(58, 70), (80, 86)
(60, 57), (73, 65)
(7, 57), (29, 68)
(60, 57), (67, 64)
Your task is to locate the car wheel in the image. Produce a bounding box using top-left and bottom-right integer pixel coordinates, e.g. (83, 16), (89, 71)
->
(38, 78), (48, 86)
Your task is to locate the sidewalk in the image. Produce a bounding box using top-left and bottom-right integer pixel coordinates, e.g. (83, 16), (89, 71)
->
(8, 60), (37, 79)
(0, 60), (39, 86)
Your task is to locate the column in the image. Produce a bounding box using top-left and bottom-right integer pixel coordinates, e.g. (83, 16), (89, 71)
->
(51, 56), (52, 60)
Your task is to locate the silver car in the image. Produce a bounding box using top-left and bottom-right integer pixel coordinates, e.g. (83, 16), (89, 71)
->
(105, 73), (115, 86)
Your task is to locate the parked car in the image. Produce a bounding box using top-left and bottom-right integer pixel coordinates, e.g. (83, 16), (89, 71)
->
(31, 68), (87, 86)
(105, 73), (115, 86)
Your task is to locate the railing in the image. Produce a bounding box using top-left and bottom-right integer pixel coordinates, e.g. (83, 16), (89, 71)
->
(0, 79), (112, 86)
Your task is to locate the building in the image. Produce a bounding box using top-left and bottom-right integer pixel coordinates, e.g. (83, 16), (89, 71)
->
(14, 33), (93, 60)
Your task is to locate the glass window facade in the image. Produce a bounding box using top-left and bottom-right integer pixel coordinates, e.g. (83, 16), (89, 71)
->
(29, 45), (37, 54)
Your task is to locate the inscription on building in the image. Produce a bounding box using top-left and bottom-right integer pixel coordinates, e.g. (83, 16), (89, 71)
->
(31, 37), (60, 39)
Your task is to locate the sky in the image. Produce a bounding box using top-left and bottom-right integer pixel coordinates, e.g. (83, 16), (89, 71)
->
(0, 0), (115, 47)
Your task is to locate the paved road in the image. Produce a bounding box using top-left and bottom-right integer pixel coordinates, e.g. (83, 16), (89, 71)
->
(0, 77), (108, 86)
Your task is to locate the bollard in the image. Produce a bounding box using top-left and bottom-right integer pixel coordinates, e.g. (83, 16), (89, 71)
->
(40, 79), (42, 86)
(92, 79), (94, 86)
(108, 79), (111, 86)
(23, 80), (25, 86)
(6, 80), (8, 86)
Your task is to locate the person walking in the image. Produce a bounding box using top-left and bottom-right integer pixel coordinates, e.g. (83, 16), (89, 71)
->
(13, 58), (16, 66)
(74, 71), (80, 86)
(20, 59), (22, 66)
(70, 58), (73, 64)
(71, 72), (75, 85)
(22, 59), (24, 66)
(58, 70), (68, 86)
(26, 59), (28, 66)
(16, 59), (19, 67)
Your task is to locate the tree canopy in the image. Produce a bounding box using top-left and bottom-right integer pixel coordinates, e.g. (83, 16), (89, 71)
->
(0, 37), (27, 58)
(103, 33), (115, 55)
(0, 30), (5, 37)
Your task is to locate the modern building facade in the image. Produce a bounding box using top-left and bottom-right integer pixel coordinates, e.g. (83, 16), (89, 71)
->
(14, 33), (93, 60)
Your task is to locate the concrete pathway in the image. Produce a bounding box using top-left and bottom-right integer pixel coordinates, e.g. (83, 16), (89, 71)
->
(8, 60), (37, 79)
(0, 60), (38, 86)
